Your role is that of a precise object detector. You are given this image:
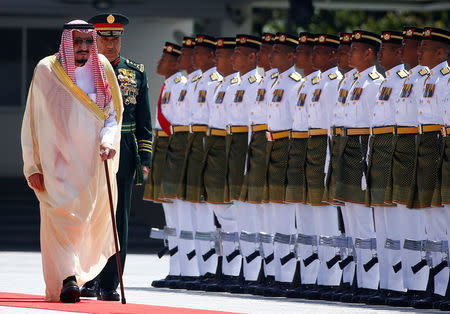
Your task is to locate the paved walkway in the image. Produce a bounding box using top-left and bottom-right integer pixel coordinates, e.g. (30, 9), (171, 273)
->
(0, 251), (433, 313)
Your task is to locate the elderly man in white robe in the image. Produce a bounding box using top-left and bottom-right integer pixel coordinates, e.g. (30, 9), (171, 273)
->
(21, 20), (123, 303)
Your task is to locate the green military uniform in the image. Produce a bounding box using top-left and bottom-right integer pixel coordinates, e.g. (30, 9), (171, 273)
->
(89, 14), (153, 294)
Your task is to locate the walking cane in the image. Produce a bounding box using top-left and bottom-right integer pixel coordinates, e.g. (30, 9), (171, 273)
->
(104, 159), (126, 304)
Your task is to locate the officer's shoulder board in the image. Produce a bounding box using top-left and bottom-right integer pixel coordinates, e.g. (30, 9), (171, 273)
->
(328, 72), (338, 80)
(210, 72), (220, 81)
(174, 76), (182, 83)
(368, 71), (380, 80)
(419, 67), (429, 76)
(231, 76), (239, 85)
(248, 75), (257, 84)
(289, 72), (302, 82)
(271, 72), (279, 79)
(192, 74), (201, 82)
(312, 76), (320, 85)
(353, 72), (359, 80)
(396, 69), (409, 79)
(125, 58), (145, 73)
(440, 66), (449, 76)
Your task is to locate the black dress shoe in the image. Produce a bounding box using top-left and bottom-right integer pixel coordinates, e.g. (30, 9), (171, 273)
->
(97, 288), (120, 301)
(386, 290), (427, 307)
(251, 276), (275, 296)
(366, 290), (404, 305)
(320, 285), (349, 301)
(412, 294), (445, 309)
(203, 275), (237, 292)
(152, 275), (181, 288)
(80, 279), (99, 297)
(353, 288), (378, 303)
(60, 276), (80, 303)
(263, 281), (292, 297)
(170, 276), (198, 289)
(285, 284), (314, 298)
(303, 285), (330, 300)
(440, 300), (450, 311)
(340, 288), (372, 303)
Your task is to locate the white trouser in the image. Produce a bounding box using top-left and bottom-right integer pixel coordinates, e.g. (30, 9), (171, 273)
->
(399, 205), (428, 291)
(259, 203), (275, 277)
(423, 206), (450, 296)
(162, 202), (180, 276)
(345, 203), (379, 290)
(384, 206), (407, 292)
(316, 205), (342, 286)
(373, 206), (388, 290)
(176, 200), (200, 277)
(296, 203), (319, 284)
(210, 203), (241, 276)
(235, 201), (261, 281)
(192, 202), (217, 276)
(272, 203), (297, 283)
(340, 205), (356, 285)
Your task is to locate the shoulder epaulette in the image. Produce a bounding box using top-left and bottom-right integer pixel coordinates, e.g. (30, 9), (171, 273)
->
(328, 72), (337, 80)
(312, 76), (320, 85)
(248, 75), (257, 84)
(289, 72), (302, 82)
(397, 69), (409, 79)
(440, 66), (449, 76)
(231, 77), (239, 85)
(353, 72), (359, 80)
(125, 59), (144, 72)
(210, 72), (219, 81)
(271, 72), (278, 79)
(369, 72), (380, 80)
(192, 74), (201, 82)
(419, 68), (429, 76)
(174, 76), (182, 83)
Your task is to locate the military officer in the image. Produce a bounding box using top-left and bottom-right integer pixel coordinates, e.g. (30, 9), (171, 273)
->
(410, 27), (449, 310)
(85, 13), (153, 301)
(365, 31), (409, 305)
(148, 42), (185, 288)
(330, 30), (384, 303)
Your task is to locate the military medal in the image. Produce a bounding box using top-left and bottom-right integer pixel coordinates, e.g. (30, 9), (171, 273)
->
(297, 93), (306, 107)
(256, 88), (265, 101)
(311, 89), (322, 102)
(424, 83), (435, 98)
(161, 92), (171, 104)
(215, 91), (225, 104)
(198, 90), (207, 103)
(350, 87), (363, 101)
(338, 89), (348, 104)
(400, 84), (413, 98)
(272, 89), (284, 102)
(234, 90), (245, 102)
(378, 87), (392, 101)
(178, 90), (187, 101)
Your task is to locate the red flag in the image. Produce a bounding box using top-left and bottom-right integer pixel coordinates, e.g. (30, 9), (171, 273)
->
(157, 83), (171, 135)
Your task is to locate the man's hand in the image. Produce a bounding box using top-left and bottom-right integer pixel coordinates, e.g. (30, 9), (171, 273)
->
(100, 143), (116, 161)
(142, 166), (150, 177)
(28, 173), (45, 191)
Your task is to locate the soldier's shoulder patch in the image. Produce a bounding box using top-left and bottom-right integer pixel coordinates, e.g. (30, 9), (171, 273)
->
(328, 72), (338, 80)
(271, 72), (279, 79)
(419, 67), (429, 76)
(397, 69), (409, 79)
(312, 76), (320, 85)
(125, 59), (144, 72)
(440, 66), (449, 76)
(230, 76), (239, 85)
(289, 72), (302, 82)
(210, 72), (219, 81)
(369, 72), (380, 80)
(192, 74), (201, 82)
(174, 76), (182, 83)
(248, 75), (257, 84)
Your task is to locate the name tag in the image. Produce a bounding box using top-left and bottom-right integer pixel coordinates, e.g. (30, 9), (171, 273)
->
(234, 90), (245, 102)
(424, 83), (435, 98)
(178, 90), (187, 101)
(215, 91), (225, 104)
(272, 89), (284, 102)
(400, 84), (412, 98)
(256, 88), (265, 101)
(338, 89), (348, 104)
(198, 90), (207, 103)
(297, 93), (306, 107)
(161, 92), (171, 104)
(311, 89), (322, 102)
(350, 87), (363, 101)
(378, 87), (392, 101)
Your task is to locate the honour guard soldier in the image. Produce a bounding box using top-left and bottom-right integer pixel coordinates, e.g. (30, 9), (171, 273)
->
(163, 37), (203, 288)
(183, 34), (223, 290)
(304, 33), (343, 299)
(410, 27), (449, 310)
(365, 31), (408, 305)
(225, 34), (263, 293)
(84, 13), (153, 301)
(148, 42), (185, 288)
(243, 33), (278, 295)
(331, 30), (384, 303)
(284, 32), (318, 298)
(202, 37), (242, 292)
(385, 26), (430, 307)
(264, 33), (302, 297)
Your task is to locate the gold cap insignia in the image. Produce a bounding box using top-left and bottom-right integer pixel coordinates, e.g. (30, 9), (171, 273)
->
(107, 14), (115, 24)
(240, 37), (247, 44)
(424, 29), (431, 37)
(343, 34), (350, 42)
(318, 35), (326, 43)
(166, 45), (173, 52)
(383, 33), (391, 40)
(300, 35), (307, 43)
(354, 32), (362, 40)
(406, 29), (413, 37)
(197, 37), (204, 43)
(217, 39), (224, 47)
(186, 39), (192, 46)
(264, 35), (271, 42)
(280, 35), (286, 42)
